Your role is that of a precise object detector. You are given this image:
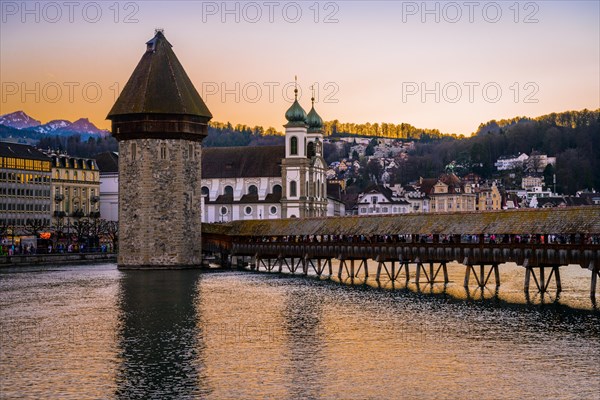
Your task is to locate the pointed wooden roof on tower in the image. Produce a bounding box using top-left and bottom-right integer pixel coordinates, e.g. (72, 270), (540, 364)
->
(107, 30), (212, 119)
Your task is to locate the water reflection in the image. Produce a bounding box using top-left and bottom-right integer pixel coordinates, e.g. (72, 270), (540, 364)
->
(115, 270), (207, 399)
(281, 288), (326, 399)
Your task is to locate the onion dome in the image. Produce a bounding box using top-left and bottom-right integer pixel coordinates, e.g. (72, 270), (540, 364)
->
(285, 94), (307, 125)
(307, 97), (323, 133)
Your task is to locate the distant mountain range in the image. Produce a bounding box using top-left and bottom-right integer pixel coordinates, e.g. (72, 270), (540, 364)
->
(0, 111), (109, 141)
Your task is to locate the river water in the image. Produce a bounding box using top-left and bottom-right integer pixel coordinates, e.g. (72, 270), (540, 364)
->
(1, 263), (599, 399)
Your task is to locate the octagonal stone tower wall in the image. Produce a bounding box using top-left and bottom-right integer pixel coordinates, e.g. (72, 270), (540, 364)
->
(107, 30), (212, 269)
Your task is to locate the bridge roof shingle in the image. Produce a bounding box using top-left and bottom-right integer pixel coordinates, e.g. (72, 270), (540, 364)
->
(203, 207), (600, 236)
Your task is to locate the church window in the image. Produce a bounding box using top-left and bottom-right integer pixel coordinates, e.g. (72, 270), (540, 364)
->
(290, 137), (298, 155)
(290, 181), (297, 197)
(272, 184), (282, 195)
(270, 206), (277, 215)
(245, 206), (252, 215)
(307, 142), (315, 158)
(224, 186), (233, 196)
(220, 206), (228, 215)
(188, 144), (194, 160)
(160, 144), (167, 160)
(201, 186), (209, 198)
(248, 185), (258, 195)
(131, 143), (137, 160)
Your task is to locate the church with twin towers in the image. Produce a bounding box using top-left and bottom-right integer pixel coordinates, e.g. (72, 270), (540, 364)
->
(107, 30), (331, 268)
(202, 80), (329, 222)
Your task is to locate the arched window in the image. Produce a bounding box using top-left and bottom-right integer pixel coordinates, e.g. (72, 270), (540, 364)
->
(224, 186), (233, 196)
(290, 181), (297, 197)
(201, 186), (209, 197)
(248, 185), (258, 195)
(307, 142), (315, 158)
(290, 136), (298, 155)
(272, 184), (282, 195)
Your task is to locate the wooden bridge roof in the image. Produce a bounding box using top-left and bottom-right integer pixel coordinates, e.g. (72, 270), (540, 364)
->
(203, 207), (600, 237)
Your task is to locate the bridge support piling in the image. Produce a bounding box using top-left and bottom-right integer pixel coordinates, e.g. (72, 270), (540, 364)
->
(416, 262), (447, 285)
(591, 263), (599, 300)
(376, 260), (410, 282)
(464, 264), (500, 288)
(302, 256), (308, 276)
(354, 259), (368, 278)
(524, 265), (562, 294)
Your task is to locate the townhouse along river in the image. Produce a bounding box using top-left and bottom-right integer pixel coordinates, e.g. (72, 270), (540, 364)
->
(1, 263), (599, 399)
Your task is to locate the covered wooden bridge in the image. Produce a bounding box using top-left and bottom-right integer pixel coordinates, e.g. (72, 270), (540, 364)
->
(202, 207), (600, 300)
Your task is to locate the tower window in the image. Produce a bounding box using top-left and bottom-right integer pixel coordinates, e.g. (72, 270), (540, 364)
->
(131, 143), (137, 160)
(160, 144), (167, 160)
(290, 181), (297, 197)
(272, 184), (282, 195)
(189, 144), (194, 160)
(290, 137), (298, 155)
(307, 142), (315, 158)
(248, 185), (258, 195)
(224, 186), (233, 196)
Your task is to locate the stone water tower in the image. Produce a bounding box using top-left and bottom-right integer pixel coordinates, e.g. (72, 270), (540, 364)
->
(107, 30), (212, 268)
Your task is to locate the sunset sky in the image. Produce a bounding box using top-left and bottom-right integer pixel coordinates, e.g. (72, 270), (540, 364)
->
(1, 1), (599, 135)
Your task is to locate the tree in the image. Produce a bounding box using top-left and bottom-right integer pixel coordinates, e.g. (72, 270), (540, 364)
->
(23, 218), (49, 238)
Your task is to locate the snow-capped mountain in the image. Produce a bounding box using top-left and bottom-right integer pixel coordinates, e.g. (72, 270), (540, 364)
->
(0, 111), (109, 136)
(0, 111), (41, 129)
(33, 119), (71, 134)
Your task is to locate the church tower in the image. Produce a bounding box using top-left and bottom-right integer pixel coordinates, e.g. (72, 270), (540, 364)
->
(305, 94), (328, 217)
(107, 30), (212, 268)
(281, 81), (328, 218)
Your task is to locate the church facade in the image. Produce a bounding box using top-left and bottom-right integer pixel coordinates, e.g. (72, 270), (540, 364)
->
(201, 90), (329, 222)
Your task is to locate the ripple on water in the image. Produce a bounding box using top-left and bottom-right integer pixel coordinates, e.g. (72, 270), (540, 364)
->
(0, 266), (599, 399)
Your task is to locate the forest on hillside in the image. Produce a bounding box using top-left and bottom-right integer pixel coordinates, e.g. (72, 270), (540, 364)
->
(389, 109), (600, 194)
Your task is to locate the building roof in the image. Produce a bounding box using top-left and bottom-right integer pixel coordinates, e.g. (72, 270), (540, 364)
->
(203, 206), (600, 236)
(202, 146), (284, 179)
(94, 152), (119, 173)
(0, 141), (50, 162)
(107, 30), (212, 119)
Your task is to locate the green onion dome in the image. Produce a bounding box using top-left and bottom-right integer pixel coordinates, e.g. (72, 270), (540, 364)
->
(285, 89), (307, 124)
(307, 100), (323, 133)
